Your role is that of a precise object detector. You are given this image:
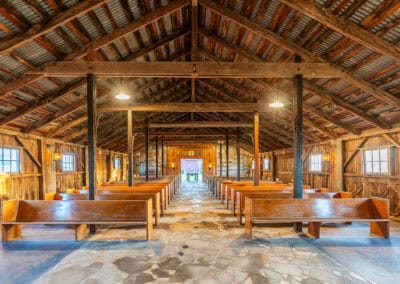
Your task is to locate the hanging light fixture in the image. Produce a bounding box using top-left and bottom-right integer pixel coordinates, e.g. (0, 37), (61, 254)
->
(269, 89), (284, 108)
(54, 144), (62, 161)
(115, 93), (130, 100)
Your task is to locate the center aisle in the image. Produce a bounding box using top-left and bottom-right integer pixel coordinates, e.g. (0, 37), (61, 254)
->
(36, 181), (389, 283)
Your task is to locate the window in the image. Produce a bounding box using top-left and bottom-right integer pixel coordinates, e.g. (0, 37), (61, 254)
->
(0, 147), (20, 173)
(114, 158), (121, 170)
(62, 153), (75, 172)
(263, 159), (270, 170)
(364, 148), (388, 174)
(310, 154), (322, 172)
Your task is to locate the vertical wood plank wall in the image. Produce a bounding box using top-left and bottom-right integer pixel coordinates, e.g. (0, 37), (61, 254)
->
(0, 131), (127, 198)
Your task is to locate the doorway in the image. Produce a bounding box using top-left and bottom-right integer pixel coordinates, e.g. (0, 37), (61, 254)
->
(181, 159), (203, 183)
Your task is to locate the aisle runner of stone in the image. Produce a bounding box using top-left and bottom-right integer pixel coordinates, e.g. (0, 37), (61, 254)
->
(35, 181), (399, 284)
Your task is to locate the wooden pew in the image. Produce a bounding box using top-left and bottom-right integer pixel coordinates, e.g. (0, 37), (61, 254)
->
(236, 191), (353, 225)
(97, 186), (167, 212)
(1, 199), (153, 241)
(224, 182), (293, 208)
(244, 197), (390, 238)
(230, 185), (312, 214)
(45, 192), (161, 226)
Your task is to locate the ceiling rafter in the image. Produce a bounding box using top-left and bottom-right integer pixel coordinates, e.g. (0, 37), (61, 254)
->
(278, 0), (400, 64)
(199, 0), (400, 109)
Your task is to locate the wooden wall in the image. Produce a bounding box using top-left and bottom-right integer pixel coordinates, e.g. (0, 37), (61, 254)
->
(258, 132), (400, 217)
(0, 132), (41, 199)
(0, 130), (126, 199)
(344, 134), (400, 217)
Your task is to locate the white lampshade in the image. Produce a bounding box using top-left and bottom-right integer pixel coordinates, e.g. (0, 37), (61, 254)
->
(115, 93), (130, 100)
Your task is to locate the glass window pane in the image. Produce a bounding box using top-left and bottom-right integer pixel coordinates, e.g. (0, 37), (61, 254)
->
(380, 149), (388, 161)
(365, 162), (372, 173)
(372, 162), (380, 173)
(364, 150), (372, 162)
(4, 148), (10, 160)
(380, 162), (388, 173)
(372, 150), (379, 161)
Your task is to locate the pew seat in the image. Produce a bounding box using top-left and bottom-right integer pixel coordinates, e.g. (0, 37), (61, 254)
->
(1, 199), (153, 242)
(45, 192), (161, 226)
(236, 191), (352, 225)
(244, 197), (389, 239)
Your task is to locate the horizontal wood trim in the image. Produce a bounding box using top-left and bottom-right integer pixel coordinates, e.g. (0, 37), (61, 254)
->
(32, 62), (342, 78)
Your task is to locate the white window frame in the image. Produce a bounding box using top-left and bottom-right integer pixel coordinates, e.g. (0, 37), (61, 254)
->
(363, 147), (389, 174)
(62, 153), (75, 172)
(309, 153), (322, 172)
(0, 147), (21, 173)
(263, 158), (270, 170)
(114, 158), (121, 170)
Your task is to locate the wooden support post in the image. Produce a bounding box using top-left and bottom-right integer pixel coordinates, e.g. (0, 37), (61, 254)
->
(332, 139), (344, 192)
(293, 54), (303, 232)
(87, 73), (97, 234)
(38, 138), (45, 200)
(106, 151), (112, 182)
(226, 135), (229, 177)
(156, 136), (159, 179)
(161, 137), (164, 176)
(127, 110), (134, 187)
(272, 153), (276, 181)
(254, 111), (260, 186)
(236, 128), (240, 181)
(219, 141), (223, 176)
(145, 126), (149, 181)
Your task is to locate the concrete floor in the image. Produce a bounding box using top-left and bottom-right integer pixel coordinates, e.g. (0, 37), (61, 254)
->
(1, 181), (400, 284)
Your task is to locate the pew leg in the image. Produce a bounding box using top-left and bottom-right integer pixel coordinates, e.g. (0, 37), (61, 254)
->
(370, 221), (390, 238)
(2, 224), (22, 242)
(75, 224), (87, 241)
(245, 219), (253, 238)
(308, 222), (321, 238)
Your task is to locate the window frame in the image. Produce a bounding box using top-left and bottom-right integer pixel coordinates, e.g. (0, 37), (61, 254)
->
(0, 147), (21, 174)
(114, 157), (121, 170)
(263, 158), (270, 170)
(309, 153), (323, 173)
(363, 147), (389, 175)
(62, 152), (76, 172)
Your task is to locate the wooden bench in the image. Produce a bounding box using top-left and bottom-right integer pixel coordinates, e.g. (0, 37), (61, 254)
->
(45, 192), (161, 226)
(1, 199), (153, 242)
(236, 191), (353, 225)
(244, 197), (389, 238)
(230, 185), (317, 214)
(97, 187), (167, 211)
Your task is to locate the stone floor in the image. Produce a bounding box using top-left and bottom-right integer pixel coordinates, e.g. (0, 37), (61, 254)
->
(1, 181), (400, 284)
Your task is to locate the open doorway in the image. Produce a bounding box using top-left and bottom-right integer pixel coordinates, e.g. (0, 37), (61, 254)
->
(180, 159), (203, 183)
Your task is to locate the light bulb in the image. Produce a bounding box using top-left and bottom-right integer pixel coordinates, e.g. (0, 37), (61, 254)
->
(115, 93), (130, 100)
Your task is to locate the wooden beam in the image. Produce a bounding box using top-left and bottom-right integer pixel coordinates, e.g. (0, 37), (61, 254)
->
(226, 134), (229, 178)
(145, 126), (149, 181)
(278, 0), (400, 64)
(0, 1), (190, 98)
(155, 136), (159, 179)
(87, 74), (96, 202)
(13, 136), (42, 169)
(99, 103), (262, 113)
(293, 54), (304, 232)
(384, 134), (400, 148)
(33, 61), (341, 78)
(219, 141), (223, 176)
(0, 79), (85, 127)
(253, 111), (260, 186)
(128, 110), (134, 187)
(136, 121), (254, 128)
(161, 137), (164, 176)
(62, 127), (88, 142)
(343, 137), (368, 169)
(199, 29), (389, 130)
(64, 0), (190, 61)
(236, 128), (240, 181)
(199, 0), (400, 108)
(0, 0), (110, 55)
